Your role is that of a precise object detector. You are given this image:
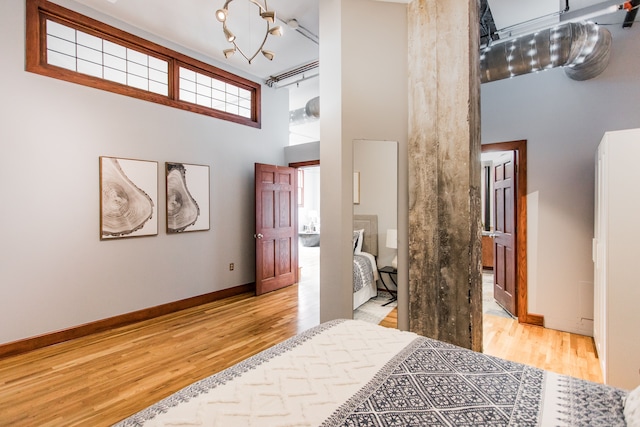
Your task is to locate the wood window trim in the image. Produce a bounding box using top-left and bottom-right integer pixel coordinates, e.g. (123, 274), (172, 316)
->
(25, 0), (261, 128)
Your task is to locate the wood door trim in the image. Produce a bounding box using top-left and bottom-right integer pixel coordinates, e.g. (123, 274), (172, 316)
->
(289, 160), (320, 168)
(482, 141), (544, 326)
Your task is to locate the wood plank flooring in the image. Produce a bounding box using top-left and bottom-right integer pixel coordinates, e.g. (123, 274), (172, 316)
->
(0, 281), (601, 426)
(483, 312), (603, 383)
(0, 286), (316, 427)
(380, 307), (602, 383)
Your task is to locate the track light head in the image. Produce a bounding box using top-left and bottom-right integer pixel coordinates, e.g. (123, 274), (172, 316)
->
(215, 8), (227, 22)
(261, 11), (275, 23)
(223, 27), (235, 43)
(269, 26), (283, 36)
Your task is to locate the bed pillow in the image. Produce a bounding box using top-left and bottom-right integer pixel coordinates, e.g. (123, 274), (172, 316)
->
(353, 229), (365, 254)
(625, 385), (640, 427)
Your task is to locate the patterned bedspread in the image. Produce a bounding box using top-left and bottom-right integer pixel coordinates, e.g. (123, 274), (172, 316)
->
(353, 253), (374, 293)
(114, 320), (628, 427)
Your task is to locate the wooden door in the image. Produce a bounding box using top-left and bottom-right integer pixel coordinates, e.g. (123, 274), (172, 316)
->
(493, 151), (517, 316)
(255, 163), (298, 295)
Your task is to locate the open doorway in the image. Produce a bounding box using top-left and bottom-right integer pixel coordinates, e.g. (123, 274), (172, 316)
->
(481, 151), (516, 319)
(290, 162), (320, 316)
(482, 141), (543, 326)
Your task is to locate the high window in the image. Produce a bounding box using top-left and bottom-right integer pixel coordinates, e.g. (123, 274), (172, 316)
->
(26, 0), (261, 128)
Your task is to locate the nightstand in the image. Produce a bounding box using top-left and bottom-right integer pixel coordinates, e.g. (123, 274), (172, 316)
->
(377, 266), (398, 306)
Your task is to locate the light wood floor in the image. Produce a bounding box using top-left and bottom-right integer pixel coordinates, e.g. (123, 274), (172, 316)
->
(380, 312), (602, 384)
(483, 312), (602, 383)
(380, 307), (602, 383)
(0, 281), (601, 426)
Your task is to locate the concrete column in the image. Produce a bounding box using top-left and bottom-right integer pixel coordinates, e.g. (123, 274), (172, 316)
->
(407, 0), (482, 351)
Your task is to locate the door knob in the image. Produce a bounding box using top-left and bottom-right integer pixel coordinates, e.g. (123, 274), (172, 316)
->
(254, 233), (263, 239)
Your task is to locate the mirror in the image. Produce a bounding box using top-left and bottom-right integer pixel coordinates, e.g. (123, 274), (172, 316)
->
(353, 140), (398, 328)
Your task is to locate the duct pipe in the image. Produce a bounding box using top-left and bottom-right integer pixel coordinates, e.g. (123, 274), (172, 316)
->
(480, 21), (612, 83)
(289, 96), (320, 125)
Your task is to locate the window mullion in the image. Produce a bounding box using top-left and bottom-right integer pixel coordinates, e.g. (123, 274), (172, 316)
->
(26, 0), (260, 128)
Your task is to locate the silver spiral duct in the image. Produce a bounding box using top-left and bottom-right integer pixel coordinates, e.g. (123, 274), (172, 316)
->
(289, 96), (320, 125)
(480, 21), (612, 83)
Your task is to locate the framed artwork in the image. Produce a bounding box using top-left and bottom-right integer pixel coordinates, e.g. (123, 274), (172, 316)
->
(100, 156), (158, 239)
(166, 162), (210, 233)
(353, 172), (360, 204)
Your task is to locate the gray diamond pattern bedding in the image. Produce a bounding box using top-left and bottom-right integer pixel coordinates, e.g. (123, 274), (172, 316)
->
(353, 253), (374, 293)
(114, 320), (628, 427)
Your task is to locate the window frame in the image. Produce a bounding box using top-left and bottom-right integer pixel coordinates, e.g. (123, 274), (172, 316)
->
(25, 0), (261, 128)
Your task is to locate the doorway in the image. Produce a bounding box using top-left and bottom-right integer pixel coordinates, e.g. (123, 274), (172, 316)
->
(290, 161), (320, 319)
(482, 141), (543, 326)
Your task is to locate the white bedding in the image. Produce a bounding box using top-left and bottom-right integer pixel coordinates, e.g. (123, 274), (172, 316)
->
(353, 282), (377, 310)
(115, 320), (628, 427)
(115, 320), (416, 426)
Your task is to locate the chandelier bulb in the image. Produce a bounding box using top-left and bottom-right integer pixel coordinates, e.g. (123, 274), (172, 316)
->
(216, 1), (280, 64)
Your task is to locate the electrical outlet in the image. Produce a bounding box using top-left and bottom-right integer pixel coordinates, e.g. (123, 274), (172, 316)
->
(229, 263), (234, 271)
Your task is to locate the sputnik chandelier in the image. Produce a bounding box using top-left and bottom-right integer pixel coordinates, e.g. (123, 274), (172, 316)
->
(215, 0), (283, 64)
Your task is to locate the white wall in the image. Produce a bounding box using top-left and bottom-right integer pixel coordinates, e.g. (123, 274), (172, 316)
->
(481, 25), (640, 335)
(0, 1), (289, 345)
(284, 141), (320, 165)
(320, 0), (408, 325)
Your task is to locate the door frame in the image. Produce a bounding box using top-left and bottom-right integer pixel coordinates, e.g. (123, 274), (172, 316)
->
(289, 160), (320, 284)
(289, 161), (320, 168)
(482, 140), (543, 326)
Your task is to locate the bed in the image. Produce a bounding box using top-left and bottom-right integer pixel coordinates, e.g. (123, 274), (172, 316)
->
(353, 214), (380, 309)
(114, 319), (636, 427)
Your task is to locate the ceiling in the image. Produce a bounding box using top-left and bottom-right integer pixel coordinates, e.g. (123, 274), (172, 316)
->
(57, 0), (636, 144)
(58, 0), (320, 81)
